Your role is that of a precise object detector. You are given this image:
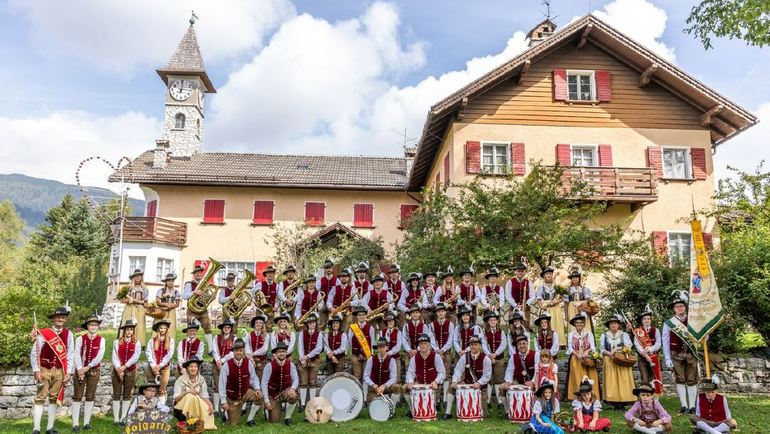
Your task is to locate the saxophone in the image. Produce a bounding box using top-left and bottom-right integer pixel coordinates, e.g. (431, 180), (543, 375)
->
(222, 269), (256, 319)
(296, 291), (325, 326)
(187, 258), (224, 315)
(365, 301), (392, 322)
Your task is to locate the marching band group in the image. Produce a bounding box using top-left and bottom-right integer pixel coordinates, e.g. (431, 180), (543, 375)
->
(27, 260), (738, 434)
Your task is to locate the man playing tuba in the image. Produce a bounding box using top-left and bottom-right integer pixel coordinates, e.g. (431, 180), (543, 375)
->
(183, 264), (215, 354)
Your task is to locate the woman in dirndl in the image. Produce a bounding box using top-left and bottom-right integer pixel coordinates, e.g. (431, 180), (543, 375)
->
(565, 270), (594, 334)
(600, 314), (636, 407)
(120, 268), (148, 344)
(565, 314), (600, 399)
(173, 357), (216, 430)
(155, 273), (180, 338)
(535, 267), (566, 346)
(530, 380), (564, 434)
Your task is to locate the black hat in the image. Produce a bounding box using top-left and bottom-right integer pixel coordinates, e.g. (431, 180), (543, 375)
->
(484, 267), (500, 279)
(377, 337), (389, 347)
(387, 264), (401, 274)
(225, 272), (236, 280)
(512, 262), (527, 271)
(161, 273), (177, 282)
(139, 380), (160, 394)
(668, 291), (689, 309)
(508, 309), (525, 323)
(328, 313), (344, 326)
(337, 267), (352, 277)
(636, 304), (654, 324)
(512, 334), (529, 345)
(370, 273), (385, 283)
(460, 266), (474, 277)
(80, 315), (100, 329)
(250, 313), (268, 328)
(422, 270), (437, 278)
(354, 262), (369, 274)
(272, 341), (289, 354)
(130, 268), (145, 278)
(353, 305), (368, 315)
(262, 265), (277, 276)
(457, 305), (472, 317)
(408, 303), (421, 313)
(182, 319), (201, 333)
(232, 338), (246, 350)
(604, 313), (624, 328)
(304, 312), (320, 324)
(323, 259), (334, 268)
(384, 312), (396, 322)
(283, 265), (297, 275)
(540, 266), (555, 277)
(535, 380), (555, 398)
(700, 375), (720, 391)
(191, 265), (205, 274)
(534, 314), (551, 328)
(273, 311), (290, 323)
(569, 314), (587, 326)
(416, 333), (431, 344)
(576, 377), (595, 397)
(467, 336), (481, 345)
(218, 316), (236, 330)
(443, 266), (455, 277)
(152, 319), (171, 332)
(119, 318), (137, 330)
(182, 356), (202, 369)
(567, 270), (582, 279)
(48, 304), (71, 319)
(632, 383), (656, 396)
(407, 272), (421, 282)
(483, 310), (499, 322)
(304, 274), (317, 283)
(434, 302), (448, 312)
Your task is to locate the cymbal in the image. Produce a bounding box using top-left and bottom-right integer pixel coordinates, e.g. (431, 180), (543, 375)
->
(305, 397), (333, 424)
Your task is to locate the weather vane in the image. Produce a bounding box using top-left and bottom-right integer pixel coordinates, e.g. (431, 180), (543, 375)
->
(541, 0), (559, 22)
(190, 10), (199, 26)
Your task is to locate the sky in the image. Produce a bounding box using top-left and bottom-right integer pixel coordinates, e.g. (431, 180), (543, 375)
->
(0, 0), (768, 198)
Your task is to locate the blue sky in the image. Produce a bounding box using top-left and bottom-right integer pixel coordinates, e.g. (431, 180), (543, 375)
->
(1, 0), (768, 192)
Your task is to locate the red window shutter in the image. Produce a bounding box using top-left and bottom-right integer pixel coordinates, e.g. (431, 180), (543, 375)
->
(598, 144), (613, 167)
(146, 200), (157, 218)
(203, 199), (225, 223)
(556, 144), (571, 165)
(305, 202), (325, 226)
(596, 70), (612, 102)
(399, 204), (419, 229)
(353, 204), (374, 228)
(646, 146), (663, 178)
(252, 200), (274, 225)
(465, 141), (481, 174)
(510, 143), (525, 175)
(194, 259), (214, 283)
(443, 153), (450, 187)
(255, 261), (272, 278)
(652, 231), (668, 256)
(553, 69), (568, 101)
(691, 147), (707, 180)
(702, 232), (714, 250)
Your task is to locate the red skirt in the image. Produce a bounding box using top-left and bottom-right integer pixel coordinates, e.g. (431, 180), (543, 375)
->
(576, 413), (611, 431)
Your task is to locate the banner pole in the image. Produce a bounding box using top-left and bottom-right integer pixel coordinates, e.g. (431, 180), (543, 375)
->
(702, 336), (711, 378)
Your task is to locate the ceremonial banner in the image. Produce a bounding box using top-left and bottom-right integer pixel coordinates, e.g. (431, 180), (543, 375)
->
(39, 328), (68, 405)
(687, 219), (723, 341)
(349, 323), (372, 359)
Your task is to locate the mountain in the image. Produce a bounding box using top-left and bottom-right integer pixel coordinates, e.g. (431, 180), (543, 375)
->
(0, 173), (145, 233)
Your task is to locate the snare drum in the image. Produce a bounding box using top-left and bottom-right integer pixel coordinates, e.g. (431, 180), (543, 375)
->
(409, 385), (436, 421)
(318, 372), (364, 422)
(369, 395), (394, 421)
(507, 386), (533, 423)
(455, 385), (483, 422)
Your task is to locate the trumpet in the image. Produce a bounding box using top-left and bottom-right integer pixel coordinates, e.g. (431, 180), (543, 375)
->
(222, 269), (256, 319)
(296, 291), (325, 326)
(187, 258), (224, 315)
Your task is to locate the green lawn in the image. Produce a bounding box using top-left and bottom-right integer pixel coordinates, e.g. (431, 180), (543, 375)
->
(1, 395), (766, 433)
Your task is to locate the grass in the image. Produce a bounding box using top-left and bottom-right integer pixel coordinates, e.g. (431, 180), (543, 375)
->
(1, 395), (766, 433)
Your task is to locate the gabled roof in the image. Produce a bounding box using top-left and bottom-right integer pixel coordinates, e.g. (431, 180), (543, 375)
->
(407, 14), (758, 190)
(156, 24), (216, 93)
(109, 151), (408, 190)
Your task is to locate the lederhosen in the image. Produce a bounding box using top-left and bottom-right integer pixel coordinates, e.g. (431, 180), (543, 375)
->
(74, 334), (102, 402)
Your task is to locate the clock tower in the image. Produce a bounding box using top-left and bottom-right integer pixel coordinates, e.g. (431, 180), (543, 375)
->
(156, 18), (216, 158)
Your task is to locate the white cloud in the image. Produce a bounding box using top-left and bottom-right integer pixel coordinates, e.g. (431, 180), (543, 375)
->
(7, 0), (296, 74)
(713, 103), (770, 179)
(592, 0), (676, 62)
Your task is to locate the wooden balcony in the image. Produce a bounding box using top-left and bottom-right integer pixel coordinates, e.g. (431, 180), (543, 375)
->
(109, 217), (187, 246)
(559, 166), (658, 205)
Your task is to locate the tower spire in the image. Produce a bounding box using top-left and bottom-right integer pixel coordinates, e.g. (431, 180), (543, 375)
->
(156, 19), (215, 93)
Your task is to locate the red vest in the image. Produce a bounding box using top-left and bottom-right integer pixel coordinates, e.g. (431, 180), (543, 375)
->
(432, 320), (451, 348)
(302, 330), (320, 361)
(320, 275), (336, 293)
(512, 350), (537, 384)
(405, 286), (421, 307)
(537, 331), (554, 351)
(39, 328), (70, 369)
(413, 351), (438, 384)
(370, 355), (392, 386)
(509, 279), (530, 305)
(698, 393), (727, 422)
(458, 326), (475, 350)
(368, 289), (389, 310)
(261, 281), (278, 305)
(387, 280), (403, 299)
(485, 285), (502, 298)
(80, 334), (102, 368)
(217, 334), (234, 358)
(267, 358), (292, 399)
(463, 353), (486, 388)
(332, 284), (353, 307)
(646, 327), (657, 345)
(669, 318), (687, 352)
(406, 322), (425, 348)
(153, 337), (169, 365)
(379, 328), (400, 359)
(249, 332), (267, 362)
(223, 287), (233, 298)
(438, 285), (453, 302)
(459, 284), (475, 303)
(327, 331), (343, 352)
(225, 358), (251, 400)
(301, 290), (320, 315)
(117, 338), (137, 371)
(350, 323), (372, 356)
(485, 328), (502, 353)
(182, 338), (201, 361)
(354, 280), (370, 293)
(275, 330), (291, 344)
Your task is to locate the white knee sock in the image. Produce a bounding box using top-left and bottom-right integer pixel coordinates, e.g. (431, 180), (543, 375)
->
(247, 403), (260, 421)
(299, 388), (307, 406)
(687, 385), (698, 408)
(71, 401), (81, 427)
(121, 400), (130, 420)
(212, 393), (220, 412)
(696, 420), (721, 434)
(486, 385), (492, 403)
(33, 404), (44, 431)
(676, 384), (688, 408)
(83, 401), (94, 426)
(445, 394), (455, 415)
(112, 400), (121, 422)
(495, 385), (503, 404)
(285, 403), (296, 419)
(310, 387), (318, 399)
(632, 423), (657, 434)
(47, 404), (58, 430)
(715, 423), (731, 433)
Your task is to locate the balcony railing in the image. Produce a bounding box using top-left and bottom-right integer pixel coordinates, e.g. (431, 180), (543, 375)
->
(559, 166), (658, 203)
(110, 217), (187, 246)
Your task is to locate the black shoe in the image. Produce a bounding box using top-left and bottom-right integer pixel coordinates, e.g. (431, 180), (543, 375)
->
(299, 404), (305, 412)
(82, 425), (91, 431)
(284, 418), (293, 426)
(72, 426), (80, 433)
(487, 402), (492, 410)
(46, 430), (59, 434)
(246, 420), (255, 426)
(405, 411), (412, 418)
(441, 413), (452, 420)
(363, 401), (368, 409)
(32, 431), (40, 434)
(689, 407), (696, 414)
(497, 402), (504, 412)
(679, 406), (688, 414)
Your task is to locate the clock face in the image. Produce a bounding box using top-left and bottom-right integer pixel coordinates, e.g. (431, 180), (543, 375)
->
(169, 80), (193, 101)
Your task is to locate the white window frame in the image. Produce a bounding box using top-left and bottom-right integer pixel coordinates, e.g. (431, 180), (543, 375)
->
(481, 141), (511, 175)
(667, 231), (692, 266)
(127, 256), (146, 276)
(216, 261), (256, 286)
(566, 69), (596, 102)
(156, 258), (175, 282)
(661, 146), (693, 180)
(570, 144), (598, 167)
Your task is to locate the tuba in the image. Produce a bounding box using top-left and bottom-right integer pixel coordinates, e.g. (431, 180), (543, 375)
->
(253, 288), (273, 315)
(222, 269), (256, 319)
(187, 258), (224, 315)
(281, 279), (301, 310)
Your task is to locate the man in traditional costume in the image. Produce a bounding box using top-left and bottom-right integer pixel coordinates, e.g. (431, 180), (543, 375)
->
(446, 336), (491, 419)
(690, 375), (737, 433)
(662, 291), (699, 414)
(71, 314), (105, 431)
(218, 338), (263, 426)
(261, 342), (299, 425)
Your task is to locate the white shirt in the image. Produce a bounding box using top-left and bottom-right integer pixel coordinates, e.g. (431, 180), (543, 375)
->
(479, 284), (506, 310)
(481, 327), (508, 357)
(504, 349), (541, 383)
(452, 324), (481, 353)
(662, 315), (687, 364)
(293, 288), (323, 318)
(565, 330), (596, 356)
(244, 331), (269, 359)
(182, 280), (201, 300)
(405, 351), (446, 384)
(453, 283), (482, 307)
(30, 326), (76, 374)
(452, 352), (492, 385)
(176, 338), (205, 369)
(397, 286), (423, 312)
(260, 358), (299, 398)
(297, 330), (324, 359)
(146, 336), (175, 369)
(323, 330), (349, 355)
(360, 287), (394, 312)
(633, 326), (662, 355)
(348, 322), (377, 354)
(535, 283), (561, 304)
(363, 355), (397, 388)
(218, 357), (260, 405)
(74, 333), (106, 369)
(401, 321), (437, 352)
(534, 329), (560, 356)
(111, 338), (141, 369)
(429, 319), (456, 353)
(505, 278), (535, 307)
(218, 285), (236, 305)
(378, 328), (404, 356)
(211, 334), (237, 363)
(277, 279), (299, 304)
(269, 329), (297, 355)
(326, 283), (359, 310)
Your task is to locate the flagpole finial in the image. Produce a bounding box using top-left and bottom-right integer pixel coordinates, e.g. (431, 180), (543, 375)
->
(189, 10), (199, 26)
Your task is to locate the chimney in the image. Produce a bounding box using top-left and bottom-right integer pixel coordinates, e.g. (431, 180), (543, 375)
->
(153, 139), (170, 169)
(527, 19), (557, 47)
(404, 145), (417, 178)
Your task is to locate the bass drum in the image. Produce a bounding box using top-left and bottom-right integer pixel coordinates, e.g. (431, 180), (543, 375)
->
(318, 372), (364, 422)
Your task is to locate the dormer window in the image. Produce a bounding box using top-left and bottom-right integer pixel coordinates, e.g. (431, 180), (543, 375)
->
(174, 113), (186, 129)
(567, 70), (596, 101)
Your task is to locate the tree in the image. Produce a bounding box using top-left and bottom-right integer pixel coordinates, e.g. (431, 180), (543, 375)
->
(686, 0), (770, 49)
(396, 163), (647, 275)
(0, 200), (24, 283)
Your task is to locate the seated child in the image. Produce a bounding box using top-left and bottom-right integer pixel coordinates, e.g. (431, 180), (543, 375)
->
(624, 383), (672, 433)
(571, 376), (611, 432)
(690, 375), (737, 434)
(126, 380), (170, 416)
(528, 380), (565, 434)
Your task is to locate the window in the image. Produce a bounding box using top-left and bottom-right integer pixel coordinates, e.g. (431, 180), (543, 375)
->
(252, 200), (274, 225)
(399, 204), (419, 229)
(203, 199), (225, 223)
(353, 203), (374, 228)
(571, 145), (597, 167)
(156, 258), (174, 282)
(567, 70), (595, 101)
(305, 202), (325, 226)
(668, 232), (692, 266)
(481, 142), (510, 174)
(127, 256), (146, 275)
(174, 113), (186, 129)
(662, 148), (692, 179)
(146, 200), (157, 218)
(216, 262), (256, 286)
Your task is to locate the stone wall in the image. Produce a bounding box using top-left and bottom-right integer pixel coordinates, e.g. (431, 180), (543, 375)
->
(0, 356), (767, 419)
